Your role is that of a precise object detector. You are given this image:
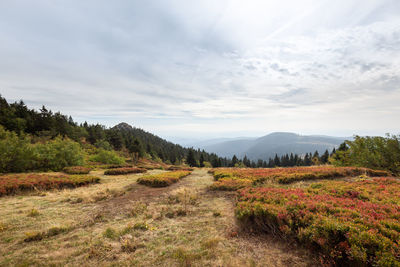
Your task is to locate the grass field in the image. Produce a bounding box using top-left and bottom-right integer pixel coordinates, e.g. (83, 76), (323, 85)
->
(1, 166), (399, 266)
(0, 169), (317, 266)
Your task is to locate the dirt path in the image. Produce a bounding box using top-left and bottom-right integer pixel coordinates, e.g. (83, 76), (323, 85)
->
(0, 169), (318, 266)
(183, 169), (318, 267)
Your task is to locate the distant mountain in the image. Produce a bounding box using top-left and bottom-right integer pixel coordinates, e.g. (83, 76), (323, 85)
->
(188, 137), (258, 149)
(197, 132), (348, 160)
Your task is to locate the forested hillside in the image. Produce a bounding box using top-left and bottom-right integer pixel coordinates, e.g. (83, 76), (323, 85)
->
(0, 95), (224, 169)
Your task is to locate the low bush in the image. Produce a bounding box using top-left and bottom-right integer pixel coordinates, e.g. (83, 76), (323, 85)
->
(0, 126), (85, 172)
(24, 226), (70, 242)
(105, 164), (131, 169)
(235, 178), (400, 266)
(104, 167), (146, 175)
(210, 177), (252, 191)
(133, 222), (149, 231)
(211, 166), (392, 187)
(103, 227), (118, 239)
(137, 171), (191, 187)
(0, 174), (100, 196)
(63, 166), (92, 174)
(89, 149), (125, 165)
(27, 208), (40, 217)
(167, 166), (194, 171)
(34, 137), (85, 171)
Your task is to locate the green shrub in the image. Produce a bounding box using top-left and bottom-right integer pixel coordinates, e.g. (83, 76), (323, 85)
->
(89, 149), (125, 165)
(133, 222), (149, 231)
(0, 126), (85, 172)
(103, 227), (118, 239)
(27, 208), (40, 217)
(0, 126), (36, 172)
(94, 140), (113, 151)
(34, 136), (85, 171)
(332, 135), (400, 175)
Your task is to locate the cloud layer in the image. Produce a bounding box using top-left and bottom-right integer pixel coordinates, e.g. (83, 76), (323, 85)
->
(1, 0), (399, 140)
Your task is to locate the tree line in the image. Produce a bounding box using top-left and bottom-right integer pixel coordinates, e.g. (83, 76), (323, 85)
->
(0, 95), (225, 167)
(186, 149), (335, 168)
(3, 95), (397, 173)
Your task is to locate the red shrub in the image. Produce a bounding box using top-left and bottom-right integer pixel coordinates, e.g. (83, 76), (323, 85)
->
(63, 166), (92, 174)
(104, 167), (146, 175)
(137, 171), (191, 187)
(0, 174), (100, 196)
(235, 178), (400, 266)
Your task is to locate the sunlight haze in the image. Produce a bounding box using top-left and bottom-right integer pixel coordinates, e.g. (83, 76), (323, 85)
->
(1, 0), (399, 140)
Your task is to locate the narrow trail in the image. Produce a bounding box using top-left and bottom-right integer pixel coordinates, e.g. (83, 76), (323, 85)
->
(111, 168), (318, 267)
(0, 169), (318, 266)
(93, 171), (197, 218)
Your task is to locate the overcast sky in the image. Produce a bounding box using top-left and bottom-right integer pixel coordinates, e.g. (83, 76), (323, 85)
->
(1, 0), (399, 142)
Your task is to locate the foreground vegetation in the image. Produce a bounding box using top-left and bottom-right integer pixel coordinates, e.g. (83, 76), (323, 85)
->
(104, 167), (147, 175)
(63, 166), (92, 174)
(0, 174), (100, 196)
(210, 166), (390, 191)
(209, 166), (400, 265)
(0, 169), (316, 266)
(332, 135), (400, 175)
(236, 178), (400, 266)
(1, 95), (400, 266)
(137, 171), (192, 187)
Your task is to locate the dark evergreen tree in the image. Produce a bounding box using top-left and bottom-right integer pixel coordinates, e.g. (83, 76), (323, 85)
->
(231, 155), (239, 167)
(257, 159), (263, 168)
(242, 155), (251, 167)
(274, 154), (280, 166)
(338, 142), (348, 151)
(268, 158), (275, 167)
(199, 153), (205, 167)
(186, 149), (197, 167)
(304, 153), (312, 166)
(320, 149), (330, 164)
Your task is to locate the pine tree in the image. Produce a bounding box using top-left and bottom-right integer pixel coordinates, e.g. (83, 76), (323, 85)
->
(274, 154), (280, 166)
(268, 158), (275, 167)
(304, 153), (312, 166)
(289, 153), (295, 166)
(199, 153), (205, 167)
(243, 155), (251, 167)
(320, 149), (330, 164)
(186, 149), (197, 167)
(231, 155), (239, 167)
(257, 159), (263, 168)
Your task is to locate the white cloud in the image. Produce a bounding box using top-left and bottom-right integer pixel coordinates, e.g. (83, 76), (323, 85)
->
(0, 0), (399, 139)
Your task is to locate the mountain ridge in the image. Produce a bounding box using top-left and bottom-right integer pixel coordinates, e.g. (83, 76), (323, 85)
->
(190, 132), (349, 160)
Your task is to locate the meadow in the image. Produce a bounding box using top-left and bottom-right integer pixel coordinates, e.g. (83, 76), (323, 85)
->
(210, 166), (400, 266)
(0, 168), (317, 267)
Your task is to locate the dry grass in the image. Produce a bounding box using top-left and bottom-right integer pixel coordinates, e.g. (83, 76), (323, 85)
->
(0, 169), (317, 266)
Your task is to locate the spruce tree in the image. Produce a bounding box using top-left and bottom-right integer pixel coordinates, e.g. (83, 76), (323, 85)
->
(321, 149), (329, 164)
(186, 149), (197, 167)
(274, 154), (280, 166)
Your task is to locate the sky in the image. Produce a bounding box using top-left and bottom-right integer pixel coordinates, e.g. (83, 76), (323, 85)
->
(1, 0), (399, 143)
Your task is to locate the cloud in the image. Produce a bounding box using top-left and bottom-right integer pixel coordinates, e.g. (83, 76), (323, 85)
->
(0, 0), (399, 139)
